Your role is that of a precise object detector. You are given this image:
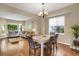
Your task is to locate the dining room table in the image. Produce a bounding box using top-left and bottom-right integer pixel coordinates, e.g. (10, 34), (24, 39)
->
(33, 35), (54, 56)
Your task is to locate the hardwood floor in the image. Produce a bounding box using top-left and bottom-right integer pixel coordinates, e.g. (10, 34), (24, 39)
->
(0, 37), (79, 56)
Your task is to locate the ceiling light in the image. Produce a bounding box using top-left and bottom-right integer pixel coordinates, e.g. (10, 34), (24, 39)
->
(38, 3), (48, 18)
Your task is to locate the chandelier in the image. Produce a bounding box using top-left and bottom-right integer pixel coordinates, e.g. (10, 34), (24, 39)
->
(38, 3), (48, 18)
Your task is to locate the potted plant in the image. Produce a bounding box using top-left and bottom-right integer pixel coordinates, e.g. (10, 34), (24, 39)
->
(71, 24), (79, 40)
(71, 24), (79, 49)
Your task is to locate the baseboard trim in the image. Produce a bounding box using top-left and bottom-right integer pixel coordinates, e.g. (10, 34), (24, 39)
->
(58, 41), (70, 46)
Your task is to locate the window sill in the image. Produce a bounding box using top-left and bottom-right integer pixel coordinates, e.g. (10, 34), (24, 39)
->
(56, 33), (64, 35)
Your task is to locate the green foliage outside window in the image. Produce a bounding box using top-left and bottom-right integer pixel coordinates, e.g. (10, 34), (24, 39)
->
(50, 26), (64, 33)
(56, 26), (64, 33)
(7, 24), (17, 30)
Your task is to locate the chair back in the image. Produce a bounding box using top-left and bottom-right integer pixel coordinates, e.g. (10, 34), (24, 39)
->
(55, 34), (59, 41)
(52, 34), (59, 44)
(50, 32), (55, 35)
(47, 36), (55, 47)
(27, 37), (35, 48)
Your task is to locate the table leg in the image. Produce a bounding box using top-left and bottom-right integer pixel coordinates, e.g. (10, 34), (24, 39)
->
(41, 43), (43, 56)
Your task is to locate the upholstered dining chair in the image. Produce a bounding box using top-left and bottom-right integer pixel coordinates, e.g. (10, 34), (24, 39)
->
(52, 34), (59, 55)
(44, 36), (54, 56)
(44, 34), (59, 56)
(27, 37), (40, 56)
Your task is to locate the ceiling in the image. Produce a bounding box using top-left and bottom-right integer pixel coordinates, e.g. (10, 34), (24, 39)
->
(0, 11), (31, 21)
(5, 3), (74, 15)
(0, 3), (75, 21)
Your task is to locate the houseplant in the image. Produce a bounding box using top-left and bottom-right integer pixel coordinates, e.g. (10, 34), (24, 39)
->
(71, 24), (79, 50)
(71, 24), (79, 40)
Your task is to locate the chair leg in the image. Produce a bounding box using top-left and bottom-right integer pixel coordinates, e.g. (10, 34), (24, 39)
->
(50, 46), (52, 55)
(34, 49), (36, 56)
(40, 48), (41, 56)
(46, 48), (48, 56)
(56, 44), (57, 52)
(54, 44), (58, 55)
(53, 44), (55, 55)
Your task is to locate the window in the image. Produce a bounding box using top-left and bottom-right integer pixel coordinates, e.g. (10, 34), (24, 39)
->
(7, 24), (18, 30)
(49, 15), (65, 34)
(0, 24), (5, 34)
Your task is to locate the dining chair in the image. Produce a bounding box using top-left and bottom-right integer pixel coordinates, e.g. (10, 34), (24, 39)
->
(52, 34), (59, 55)
(27, 37), (40, 56)
(44, 36), (54, 56)
(44, 34), (59, 56)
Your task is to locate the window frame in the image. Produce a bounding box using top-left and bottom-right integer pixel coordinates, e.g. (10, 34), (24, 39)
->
(49, 15), (65, 35)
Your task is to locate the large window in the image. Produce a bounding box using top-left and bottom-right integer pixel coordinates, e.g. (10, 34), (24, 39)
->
(49, 15), (65, 34)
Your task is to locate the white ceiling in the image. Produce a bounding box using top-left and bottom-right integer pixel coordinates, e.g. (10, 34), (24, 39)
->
(0, 11), (31, 21)
(5, 3), (74, 15)
(0, 3), (74, 21)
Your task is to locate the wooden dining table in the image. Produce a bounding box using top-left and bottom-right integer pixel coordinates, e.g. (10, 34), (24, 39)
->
(33, 35), (53, 56)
